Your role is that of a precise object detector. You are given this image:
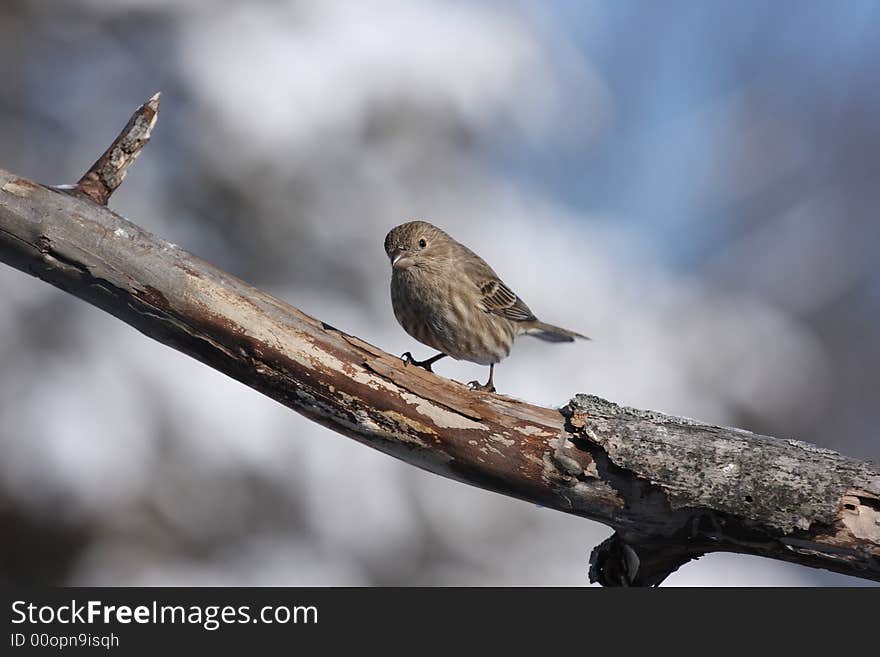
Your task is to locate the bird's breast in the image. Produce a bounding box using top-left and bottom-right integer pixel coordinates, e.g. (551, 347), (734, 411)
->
(390, 269), (515, 365)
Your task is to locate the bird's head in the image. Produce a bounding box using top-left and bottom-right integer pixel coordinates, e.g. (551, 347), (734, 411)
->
(384, 221), (452, 271)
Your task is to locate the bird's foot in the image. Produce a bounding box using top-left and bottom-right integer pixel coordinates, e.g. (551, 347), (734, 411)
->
(467, 380), (496, 393)
(401, 352), (435, 373)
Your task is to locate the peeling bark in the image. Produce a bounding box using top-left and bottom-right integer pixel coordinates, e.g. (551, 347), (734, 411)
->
(0, 99), (878, 586)
(565, 396), (880, 584)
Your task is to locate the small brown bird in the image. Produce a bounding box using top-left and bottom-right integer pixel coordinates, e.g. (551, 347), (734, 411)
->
(385, 220), (588, 392)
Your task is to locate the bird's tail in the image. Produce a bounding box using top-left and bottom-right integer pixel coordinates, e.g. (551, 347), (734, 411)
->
(523, 320), (590, 343)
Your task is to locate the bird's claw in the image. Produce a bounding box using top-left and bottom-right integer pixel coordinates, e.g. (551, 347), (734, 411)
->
(468, 380), (495, 393)
(401, 352), (434, 372)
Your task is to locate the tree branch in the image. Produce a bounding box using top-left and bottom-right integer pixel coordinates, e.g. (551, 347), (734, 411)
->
(1, 97), (878, 586)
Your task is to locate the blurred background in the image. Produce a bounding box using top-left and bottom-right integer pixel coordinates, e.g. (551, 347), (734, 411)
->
(1, 0), (878, 586)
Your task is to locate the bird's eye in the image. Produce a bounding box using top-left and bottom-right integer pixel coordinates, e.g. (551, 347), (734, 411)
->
(418, 238), (427, 248)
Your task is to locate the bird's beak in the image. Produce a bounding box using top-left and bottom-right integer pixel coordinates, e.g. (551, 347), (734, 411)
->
(390, 248), (414, 270)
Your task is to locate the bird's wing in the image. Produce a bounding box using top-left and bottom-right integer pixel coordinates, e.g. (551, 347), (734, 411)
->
(456, 244), (537, 322)
(477, 278), (536, 321)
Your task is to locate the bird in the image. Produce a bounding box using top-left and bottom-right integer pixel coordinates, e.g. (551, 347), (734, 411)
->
(384, 220), (588, 392)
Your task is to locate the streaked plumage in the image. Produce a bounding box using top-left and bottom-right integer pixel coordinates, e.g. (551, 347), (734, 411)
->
(384, 220), (588, 391)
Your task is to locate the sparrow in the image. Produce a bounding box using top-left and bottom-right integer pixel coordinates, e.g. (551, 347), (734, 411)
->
(384, 220), (588, 392)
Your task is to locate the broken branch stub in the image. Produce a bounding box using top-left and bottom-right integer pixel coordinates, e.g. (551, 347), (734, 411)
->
(73, 92), (161, 205)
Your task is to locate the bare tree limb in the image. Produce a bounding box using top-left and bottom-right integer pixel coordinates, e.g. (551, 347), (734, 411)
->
(0, 98), (878, 586)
